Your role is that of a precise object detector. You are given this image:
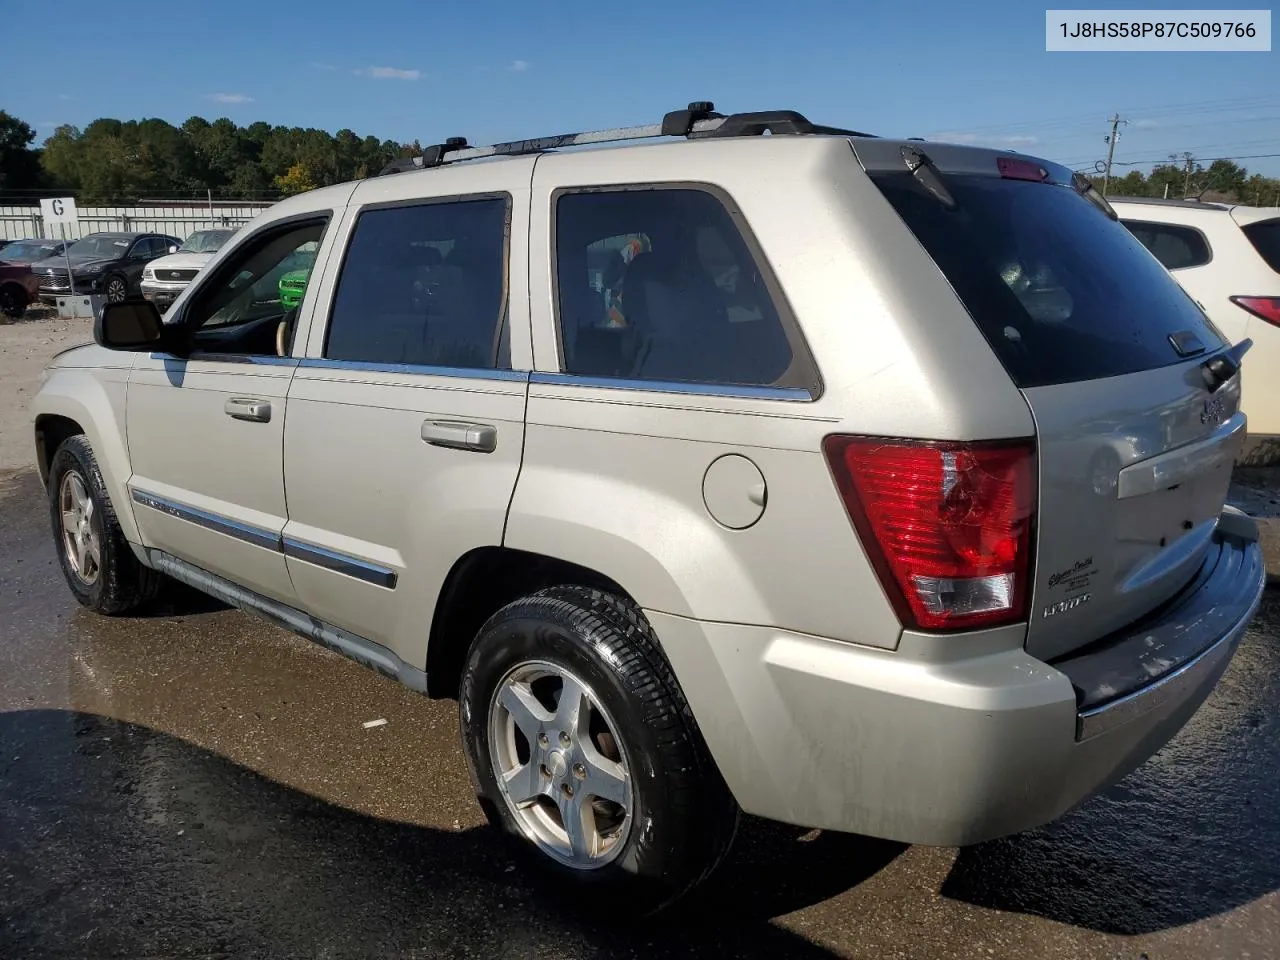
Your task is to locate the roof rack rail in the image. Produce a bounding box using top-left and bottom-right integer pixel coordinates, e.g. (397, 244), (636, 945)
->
(377, 101), (875, 175)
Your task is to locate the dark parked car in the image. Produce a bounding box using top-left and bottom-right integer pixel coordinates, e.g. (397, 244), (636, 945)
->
(0, 238), (71, 317)
(33, 231), (181, 304)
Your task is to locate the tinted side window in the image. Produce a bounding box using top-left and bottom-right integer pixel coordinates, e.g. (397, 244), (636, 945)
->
(1242, 218), (1280, 274)
(1121, 220), (1212, 270)
(325, 197), (509, 370)
(554, 188), (805, 389)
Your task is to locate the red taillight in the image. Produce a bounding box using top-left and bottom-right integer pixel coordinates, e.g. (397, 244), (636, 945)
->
(823, 436), (1037, 632)
(996, 156), (1049, 183)
(1231, 295), (1280, 327)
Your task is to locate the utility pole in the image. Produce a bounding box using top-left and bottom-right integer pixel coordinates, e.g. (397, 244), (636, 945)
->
(1102, 113), (1128, 197)
(1182, 152), (1195, 197)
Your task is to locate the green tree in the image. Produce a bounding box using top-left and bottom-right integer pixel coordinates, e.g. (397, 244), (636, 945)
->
(0, 111), (44, 191)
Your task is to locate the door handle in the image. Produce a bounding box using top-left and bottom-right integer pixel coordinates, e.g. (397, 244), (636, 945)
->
(224, 398), (272, 423)
(421, 420), (497, 453)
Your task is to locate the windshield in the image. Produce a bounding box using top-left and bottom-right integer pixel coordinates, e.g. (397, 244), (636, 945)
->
(179, 230), (234, 254)
(869, 171), (1227, 388)
(66, 236), (131, 259)
(1242, 218), (1280, 275)
(0, 241), (61, 263)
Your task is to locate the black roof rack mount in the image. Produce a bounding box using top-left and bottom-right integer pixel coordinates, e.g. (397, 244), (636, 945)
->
(377, 101), (876, 176)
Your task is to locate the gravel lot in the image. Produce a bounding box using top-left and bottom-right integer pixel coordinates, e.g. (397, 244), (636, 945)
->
(0, 310), (94, 472)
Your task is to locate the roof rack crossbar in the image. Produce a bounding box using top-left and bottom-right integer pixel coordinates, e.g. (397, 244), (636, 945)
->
(377, 101), (875, 175)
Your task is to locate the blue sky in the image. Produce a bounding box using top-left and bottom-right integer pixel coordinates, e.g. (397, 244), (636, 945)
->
(8, 0), (1280, 178)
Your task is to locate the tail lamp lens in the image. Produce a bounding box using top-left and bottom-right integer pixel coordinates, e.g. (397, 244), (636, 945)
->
(823, 436), (1037, 631)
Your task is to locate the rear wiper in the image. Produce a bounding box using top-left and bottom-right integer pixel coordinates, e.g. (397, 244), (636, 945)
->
(1071, 172), (1118, 221)
(1201, 338), (1253, 392)
(900, 146), (956, 209)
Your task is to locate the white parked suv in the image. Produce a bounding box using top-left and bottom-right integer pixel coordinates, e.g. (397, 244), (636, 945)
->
(32, 103), (1267, 913)
(140, 228), (237, 313)
(1112, 197), (1280, 463)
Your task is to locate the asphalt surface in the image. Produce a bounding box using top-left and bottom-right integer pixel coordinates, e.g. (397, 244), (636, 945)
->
(2, 465), (1279, 960)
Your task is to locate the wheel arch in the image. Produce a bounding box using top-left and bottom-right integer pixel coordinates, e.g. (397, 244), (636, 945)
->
(425, 546), (636, 699)
(34, 375), (140, 543)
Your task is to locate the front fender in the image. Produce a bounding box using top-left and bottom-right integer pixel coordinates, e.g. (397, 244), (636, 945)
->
(33, 361), (139, 543)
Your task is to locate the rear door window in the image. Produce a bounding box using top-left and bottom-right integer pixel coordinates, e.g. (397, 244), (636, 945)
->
(1121, 220), (1212, 270)
(1242, 218), (1280, 274)
(869, 172), (1227, 388)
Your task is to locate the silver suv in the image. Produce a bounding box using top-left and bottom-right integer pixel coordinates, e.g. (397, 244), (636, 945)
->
(31, 103), (1268, 913)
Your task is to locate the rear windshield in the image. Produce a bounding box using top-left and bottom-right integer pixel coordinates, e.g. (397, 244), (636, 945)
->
(1242, 218), (1280, 274)
(869, 171), (1227, 388)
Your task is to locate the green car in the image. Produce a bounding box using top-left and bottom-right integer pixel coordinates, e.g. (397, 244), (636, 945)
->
(277, 245), (317, 309)
(278, 267), (310, 310)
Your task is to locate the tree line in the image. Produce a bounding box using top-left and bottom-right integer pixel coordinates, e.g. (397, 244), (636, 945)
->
(3, 108), (1279, 206)
(1089, 155), (1280, 205)
(0, 109), (421, 203)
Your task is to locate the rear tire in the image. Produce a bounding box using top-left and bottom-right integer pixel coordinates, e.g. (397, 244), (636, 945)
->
(104, 274), (128, 303)
(459, 585), (738, 916)
(48, 435), (161, 615)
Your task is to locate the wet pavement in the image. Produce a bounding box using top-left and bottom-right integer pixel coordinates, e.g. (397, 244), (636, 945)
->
(2, 465), (1279, 960)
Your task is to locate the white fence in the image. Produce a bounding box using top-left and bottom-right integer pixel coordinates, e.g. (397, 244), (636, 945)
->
(0, 201), (275, 243)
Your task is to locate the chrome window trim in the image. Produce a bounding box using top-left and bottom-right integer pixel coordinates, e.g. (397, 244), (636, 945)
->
(131, 488), (281, 552)
(529, 371), (814, 402)
(282, 536), (398, 590)
(148, 352), (299, 367)
(297, 358), (527, 382)
(130, 488), (399, 590)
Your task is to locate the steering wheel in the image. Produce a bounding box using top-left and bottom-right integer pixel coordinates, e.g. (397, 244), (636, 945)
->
(276, 308), (298, 358)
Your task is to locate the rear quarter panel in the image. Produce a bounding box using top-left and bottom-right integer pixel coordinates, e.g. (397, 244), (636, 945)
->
(508, 137), (1035, 647)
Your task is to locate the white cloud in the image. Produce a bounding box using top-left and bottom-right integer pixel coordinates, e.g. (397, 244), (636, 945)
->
(357, 66), (420, 80)
(207, 92), (254, 104)
(1134, 118), (1161, 128)
(58, 93), (73, 101)
(311, 61), (338, 71)
(508, 59), (529, 72)
(931, 131), (1040, 147)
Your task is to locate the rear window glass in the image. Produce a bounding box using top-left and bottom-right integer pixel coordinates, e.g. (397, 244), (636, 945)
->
(869, 172), (1227, 388)
(1242, 218), (1280, 274)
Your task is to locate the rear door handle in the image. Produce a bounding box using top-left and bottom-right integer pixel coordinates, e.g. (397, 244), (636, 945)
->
(224, 398), (272, 423)
(421, 420), (497, 453)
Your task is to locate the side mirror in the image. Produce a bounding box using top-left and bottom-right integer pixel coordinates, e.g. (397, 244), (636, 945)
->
(169, 245), (179, 254)
(95, 300), (174, 352)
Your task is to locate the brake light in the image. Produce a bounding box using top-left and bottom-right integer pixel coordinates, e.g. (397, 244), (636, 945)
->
(823, 436), (1037, 632)
(997, 156), (1049, 183)
(1231, 296), (1280, 327)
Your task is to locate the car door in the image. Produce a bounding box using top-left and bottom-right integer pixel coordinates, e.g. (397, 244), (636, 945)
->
(125, 204), (351, 606)
(122, 238), (159, 290)
(282, 159), (535, 670)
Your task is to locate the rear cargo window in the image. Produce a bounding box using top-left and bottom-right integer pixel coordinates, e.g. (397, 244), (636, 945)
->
(1242, 218), (1280, 274)
(869, 172), (1227, 388)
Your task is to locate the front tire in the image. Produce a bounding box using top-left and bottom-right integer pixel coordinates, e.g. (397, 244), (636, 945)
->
(48, 435), (160, 615)
(0, 284), (26, 319)
(459, 585), (738, 915)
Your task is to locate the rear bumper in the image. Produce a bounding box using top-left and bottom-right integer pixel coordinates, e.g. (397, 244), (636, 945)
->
(1054, 507), (1265, 739)
(650, 510), (1266, 846)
